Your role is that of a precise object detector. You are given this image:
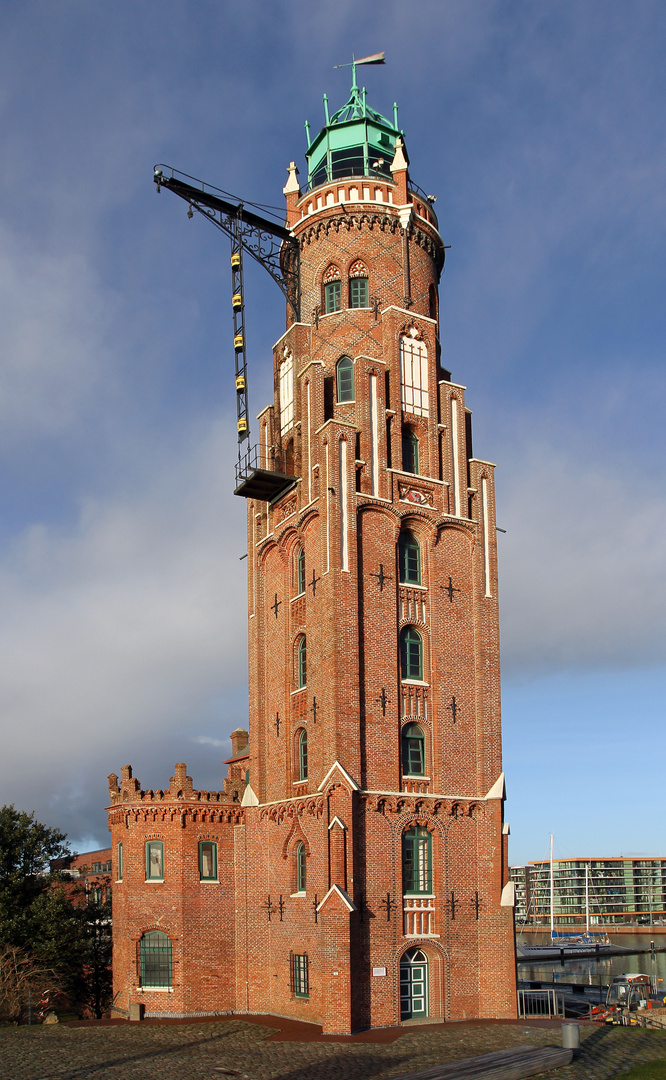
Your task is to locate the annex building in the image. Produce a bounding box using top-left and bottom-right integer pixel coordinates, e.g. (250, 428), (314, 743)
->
(107, 72), (517, 1033)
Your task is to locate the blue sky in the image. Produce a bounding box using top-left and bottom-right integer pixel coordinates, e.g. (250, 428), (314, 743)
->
(0, 1), (664, 866)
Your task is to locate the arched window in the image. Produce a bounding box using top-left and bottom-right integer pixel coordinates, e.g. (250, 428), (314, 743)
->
(336, 356), (354, 402)
(139, 930), (172, 987)
(349, 260), (369, 308)
(323, 264), (342, 313)
(400, 627), (423, 681)
(279, 351), (294, 435)
(402, 826), (432, 894)
(402, 429), (419, 474)
(400, 331), (429, 417)
(296, 841), (307, 891)
(145, 841), (164, 881)
(298, 729), (308, 780)
(398, 531), (420, 584)
(402, 723), (425, 776)
(199, 841), (217, 881)
(296, 547), (305, 595)
(297, 636), (307, 688)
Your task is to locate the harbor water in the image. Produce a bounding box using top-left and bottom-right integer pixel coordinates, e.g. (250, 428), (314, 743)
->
(517, 933), (666, 998)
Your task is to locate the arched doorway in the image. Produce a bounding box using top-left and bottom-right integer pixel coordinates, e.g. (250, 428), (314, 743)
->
(400, 947), (429, 1019)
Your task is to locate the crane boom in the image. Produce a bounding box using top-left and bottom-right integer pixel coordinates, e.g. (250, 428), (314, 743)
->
(154, 164), (298, 502)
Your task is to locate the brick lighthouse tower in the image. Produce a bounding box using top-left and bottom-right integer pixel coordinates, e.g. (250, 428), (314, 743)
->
(107, 69), (516, 1032)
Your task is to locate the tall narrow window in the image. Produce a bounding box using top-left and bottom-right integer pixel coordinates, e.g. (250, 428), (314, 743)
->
(400, 627), (423, 681)
(297, 637), (307, 688)
(298, 729), (308, 780)
(199, 841), (217, 881)
(400, 331), (429, 417)
(145, 841), (164, 881)
(296, 841), (307, 892)
(336, 356), (354, 402)
(402, 430), (419, 474)
(403, 826), (432, 894)
(296, 546), (305, 595)
(139, 931), (172, 988)
(349, 260), (369, 308)
(399, 531), (421, 584)
(402, 723), (425, 776)
(117, 842), (123, 882)
(323, 265), (342, 313)
(279, 351), (294, 435)
(292, 952), (309, 997)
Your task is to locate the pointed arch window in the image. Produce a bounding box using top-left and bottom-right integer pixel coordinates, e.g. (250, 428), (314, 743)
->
(297, 636), (307, 688)
(403, 826), (432, 895)
(349, 260), (369, 308)
(400, 332), (429, 417)
(296, 546), (305, 595)
(296, 841), (307, 892)
(400, 626), (423, 681)
(139, 931), (173, 987)
(298, 729), (308, 780)
(336, 356), (354, 402)
(402, 723), (425, 776)
(323, 264), (342, 313)
(279, 351), (294, 435)
(399, 531), (421, 584)
(402, 430), (419, 474)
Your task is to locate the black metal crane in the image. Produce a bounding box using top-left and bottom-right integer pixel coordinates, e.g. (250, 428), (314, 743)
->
(154, 164), (299, 501)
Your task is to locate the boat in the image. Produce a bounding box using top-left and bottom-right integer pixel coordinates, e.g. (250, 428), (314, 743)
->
(517, 835), (612, 960)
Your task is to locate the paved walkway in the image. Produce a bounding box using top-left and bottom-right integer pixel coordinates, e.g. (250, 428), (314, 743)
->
(2, 1016), (666, 1080)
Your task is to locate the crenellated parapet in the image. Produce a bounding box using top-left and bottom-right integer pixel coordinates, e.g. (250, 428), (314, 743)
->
(107, 761), (245, 808)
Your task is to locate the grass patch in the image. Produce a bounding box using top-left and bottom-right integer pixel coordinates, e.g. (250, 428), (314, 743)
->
(614, 1062), (666, 1080)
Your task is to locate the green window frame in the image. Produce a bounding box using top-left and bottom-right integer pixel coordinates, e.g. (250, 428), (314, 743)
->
(296, 841), (307, 892)
(199, 841), (218, 881)
(298, 729), (308, 781)
(402, 723), (425, 776)
(324, 280), (341, 313)
(298, 636), (307, 689)
(402, 429), (419, 474)
(400, 626), (423, 681)
(292, 952), (309, 997)
(145, 841), (164, 881)
(349, 276), (369, 308)
(403, 826), (432, 895)
(117, 842), (123, 882)
(139, 930), (172, 988)
(398, 531), (421, 585)
(296, 546), (305, 595)
(336, 357), (354, 402)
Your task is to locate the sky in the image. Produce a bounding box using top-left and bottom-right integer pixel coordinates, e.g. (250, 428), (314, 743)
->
(0, 1), (665, 867)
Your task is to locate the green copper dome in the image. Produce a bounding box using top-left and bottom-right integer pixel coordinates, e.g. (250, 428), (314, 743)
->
(305, 64), (403, 190)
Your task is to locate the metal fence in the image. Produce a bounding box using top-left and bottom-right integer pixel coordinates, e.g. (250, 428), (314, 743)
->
(518, 989), (565, 1018)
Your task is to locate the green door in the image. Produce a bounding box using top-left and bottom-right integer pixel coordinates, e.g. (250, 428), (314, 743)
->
(400, 948), (429, 1019)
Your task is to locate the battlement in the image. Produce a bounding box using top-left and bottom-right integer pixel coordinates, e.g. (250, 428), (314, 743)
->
(108, 747), (248, 806)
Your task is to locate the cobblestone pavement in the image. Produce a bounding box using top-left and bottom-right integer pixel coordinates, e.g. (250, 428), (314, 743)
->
(2, 1018), (666, 1080)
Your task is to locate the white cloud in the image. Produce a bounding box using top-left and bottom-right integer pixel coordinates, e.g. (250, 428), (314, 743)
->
(0, 422), (248, 837)
(498, 440), (666, 674)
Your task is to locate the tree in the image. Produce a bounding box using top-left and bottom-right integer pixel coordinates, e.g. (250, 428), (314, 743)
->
(0, 806), (70, 947)
(0, 944), (63, 1024)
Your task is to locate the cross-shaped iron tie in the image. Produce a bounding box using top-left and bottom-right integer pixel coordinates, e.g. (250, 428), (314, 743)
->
(369, 564), (392, 591)
(377, 688), (390, 716)
(441, 576), (460, 603)
(309, 568), (321, 596)
(310, 696), (318, 723)
(271, 593), (282, 619)
(274, 712), (281, 737)
(449, 695), (458, 723)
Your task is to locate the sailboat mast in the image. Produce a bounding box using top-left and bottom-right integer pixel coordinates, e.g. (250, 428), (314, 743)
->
(585, 865), (590, 935)
(550, 834), (555, 941)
